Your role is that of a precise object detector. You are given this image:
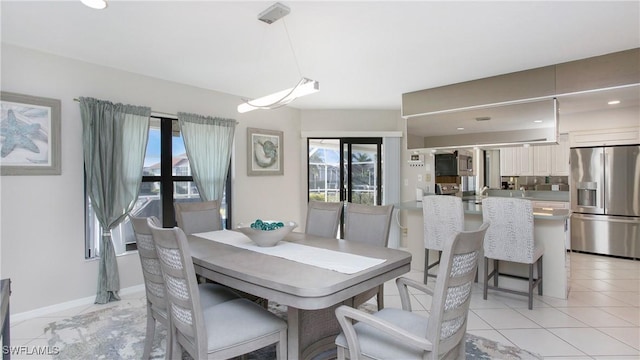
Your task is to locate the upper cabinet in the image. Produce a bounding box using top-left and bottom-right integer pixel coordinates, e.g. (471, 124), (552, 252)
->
(551, 134), (570, 176)
(500, 134), (569, 177)
(404, 48), (639, 150)
(500, 146), (533, 177)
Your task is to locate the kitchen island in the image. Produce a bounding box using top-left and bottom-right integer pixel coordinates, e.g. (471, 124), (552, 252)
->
(396, 199), (571, 299)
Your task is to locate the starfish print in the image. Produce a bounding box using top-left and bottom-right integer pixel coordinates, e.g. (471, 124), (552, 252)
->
(0, 109), (47, 158)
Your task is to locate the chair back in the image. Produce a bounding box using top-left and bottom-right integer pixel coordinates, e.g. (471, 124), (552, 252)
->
(481, 197), (535, 263)
(148, 219), (207, 357)
(423, 195), (464, 251)
(343, 203), (393, 247)
(131, 216), (166, 314)
(427, 222), (489, 357)
(174, 200), (222, 235)
(305, 200), (343, 238)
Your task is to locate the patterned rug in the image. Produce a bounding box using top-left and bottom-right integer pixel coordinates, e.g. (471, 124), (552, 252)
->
(44, 297), (542, 359)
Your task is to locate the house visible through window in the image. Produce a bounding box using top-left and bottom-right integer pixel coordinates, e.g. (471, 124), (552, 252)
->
(85, 116), (232, 258)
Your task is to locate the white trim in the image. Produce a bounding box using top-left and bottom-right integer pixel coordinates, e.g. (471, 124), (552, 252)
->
(11, 284), (145, 323)
(301, 131), (402, 138)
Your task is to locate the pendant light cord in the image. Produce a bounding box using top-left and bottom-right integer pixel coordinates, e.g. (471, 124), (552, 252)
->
(282, 18), (303, 79)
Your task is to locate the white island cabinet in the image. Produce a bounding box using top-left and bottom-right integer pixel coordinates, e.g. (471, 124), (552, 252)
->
(397, 200), (571, 299)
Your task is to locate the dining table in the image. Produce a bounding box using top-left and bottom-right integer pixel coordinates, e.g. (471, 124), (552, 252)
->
(187, 230), (412, 360)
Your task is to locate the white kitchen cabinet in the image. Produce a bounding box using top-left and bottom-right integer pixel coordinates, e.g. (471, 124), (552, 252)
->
(533, 145), (552, 176)
(500, 146), (533, 176)
(500, 147), (517, 176)
(551, 134), (570, 176)
(501, 135), (569, 177)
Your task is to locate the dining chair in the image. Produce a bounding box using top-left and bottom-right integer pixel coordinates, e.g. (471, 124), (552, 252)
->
(422, 195), (464, 283)
(305, 200), (343, 239)
(481, 197), (543, 310)
(344, 202), (393, 310)
(147, 219), (287, 360)
(131, 216), (241, 359)
(174, 200), (222, 235)
(335, 223), (489, 360)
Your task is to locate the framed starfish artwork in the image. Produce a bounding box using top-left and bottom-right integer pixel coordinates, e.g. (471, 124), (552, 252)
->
(247, 127), (283, 176)
(0, 92), (61, 175)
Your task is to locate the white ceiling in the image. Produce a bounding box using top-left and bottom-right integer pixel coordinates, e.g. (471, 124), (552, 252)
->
(1, 1), (639, 112)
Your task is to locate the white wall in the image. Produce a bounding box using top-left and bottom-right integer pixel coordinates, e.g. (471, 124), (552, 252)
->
(0, 44), (303, 314)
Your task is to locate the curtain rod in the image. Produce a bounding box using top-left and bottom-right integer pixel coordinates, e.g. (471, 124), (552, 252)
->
(73, 98), (178, 119)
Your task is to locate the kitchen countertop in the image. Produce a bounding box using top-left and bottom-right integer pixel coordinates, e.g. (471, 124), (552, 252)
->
(395, 200), (571, 220)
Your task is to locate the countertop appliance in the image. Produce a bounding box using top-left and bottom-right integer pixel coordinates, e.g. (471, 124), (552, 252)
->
(435, 183), (460, 195)
(570, 145), (640, 258)
(435, 152), (473, 176)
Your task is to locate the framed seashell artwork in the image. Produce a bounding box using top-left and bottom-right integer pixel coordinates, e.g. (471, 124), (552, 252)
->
(247, 127), (284, 176)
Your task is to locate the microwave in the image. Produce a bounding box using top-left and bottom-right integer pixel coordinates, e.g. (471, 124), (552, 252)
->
(458, 155), (473, 175)
(435, 153), (473, 176)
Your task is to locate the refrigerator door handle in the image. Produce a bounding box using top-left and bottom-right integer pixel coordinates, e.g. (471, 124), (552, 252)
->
(573, 213), (640, 224)
(600, 150), (605, 211)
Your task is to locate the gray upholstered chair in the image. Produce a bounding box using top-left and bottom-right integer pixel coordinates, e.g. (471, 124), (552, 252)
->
(147, 219), (287, 360)
(335, 223), (489, 360)
(305, 200), (343, 238)
(481, 197), (543, 310)
(422, 195), (464, 282)
(131, 216), (241, 359)
(344, 202), (393, 310)
(174, 200), (222, 235)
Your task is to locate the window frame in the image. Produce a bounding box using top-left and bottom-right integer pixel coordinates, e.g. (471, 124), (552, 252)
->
(84, 115), (233, 258)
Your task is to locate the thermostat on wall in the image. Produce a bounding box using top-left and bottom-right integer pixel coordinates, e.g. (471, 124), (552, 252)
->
(408, 154), (425, 167)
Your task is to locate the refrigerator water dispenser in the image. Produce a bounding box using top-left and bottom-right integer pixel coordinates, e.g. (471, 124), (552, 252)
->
(576, 182), (598, 207)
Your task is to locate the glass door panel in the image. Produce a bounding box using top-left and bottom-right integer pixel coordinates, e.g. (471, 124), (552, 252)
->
(308, 139), (341, 202)
(343, 139), (382, 205)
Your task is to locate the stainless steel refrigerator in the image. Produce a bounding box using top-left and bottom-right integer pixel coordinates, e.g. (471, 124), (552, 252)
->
(570, 145), (640, 258)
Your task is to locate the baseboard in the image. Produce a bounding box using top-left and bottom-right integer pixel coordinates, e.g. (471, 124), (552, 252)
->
(11, 284), (145, 323)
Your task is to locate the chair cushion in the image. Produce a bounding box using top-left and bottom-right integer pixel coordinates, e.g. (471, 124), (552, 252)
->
(335, 308), (429, 359)
(203, 298), (287, 353)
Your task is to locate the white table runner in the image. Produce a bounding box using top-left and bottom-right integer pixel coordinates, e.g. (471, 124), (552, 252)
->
(193, 230), (386, 275)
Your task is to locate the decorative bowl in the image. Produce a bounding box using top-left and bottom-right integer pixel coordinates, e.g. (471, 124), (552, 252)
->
(235, 220), (298, 247)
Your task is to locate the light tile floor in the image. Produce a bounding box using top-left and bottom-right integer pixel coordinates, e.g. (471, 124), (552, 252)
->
(9, 252), (640, 359)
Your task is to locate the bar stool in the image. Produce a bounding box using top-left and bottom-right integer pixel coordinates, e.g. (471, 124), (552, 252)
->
(422, 195), (464, 283)
(481, 197), (543, 310)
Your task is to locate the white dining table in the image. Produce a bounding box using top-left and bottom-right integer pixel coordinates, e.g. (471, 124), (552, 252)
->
(187, 231), (412, 360)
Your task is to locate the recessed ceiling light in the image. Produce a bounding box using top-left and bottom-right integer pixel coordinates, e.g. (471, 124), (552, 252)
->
(457, 127), (464, 130)
(533, 120), (543, 123)
(81, 0), (108, 9)
(608, 100), (621, 105)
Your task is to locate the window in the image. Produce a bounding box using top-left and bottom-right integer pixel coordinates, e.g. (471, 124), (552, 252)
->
(85, 116), (232, 258)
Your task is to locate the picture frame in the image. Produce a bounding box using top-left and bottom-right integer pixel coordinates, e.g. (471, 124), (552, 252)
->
(0, 92), (61, 175)
(247, 127), (283, 176)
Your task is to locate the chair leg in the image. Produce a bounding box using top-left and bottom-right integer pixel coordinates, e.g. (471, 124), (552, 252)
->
(377, 285), (384, 310)
(337, 346), (347, 360)
(483, 257), (489, 300)
(276, 329), (287, 360)
(538, 256), (543, 296)
(528, 263), (534, 310)
(143, 305), (155, 359)
(493, 259), (499, 287)
(424, 248), (429, 283)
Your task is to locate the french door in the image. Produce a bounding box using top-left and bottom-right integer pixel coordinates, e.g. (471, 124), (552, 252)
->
(307, 137), (383, 236)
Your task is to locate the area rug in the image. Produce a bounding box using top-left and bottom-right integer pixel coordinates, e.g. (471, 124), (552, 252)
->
(44, 298), (542, 359)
